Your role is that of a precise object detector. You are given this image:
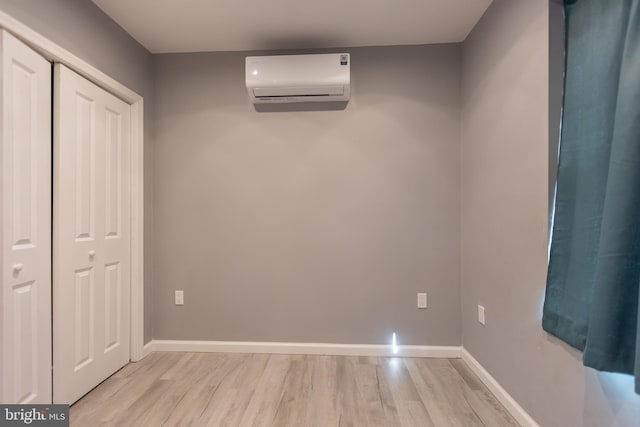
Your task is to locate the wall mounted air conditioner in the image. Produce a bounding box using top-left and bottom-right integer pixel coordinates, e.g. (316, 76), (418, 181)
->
(245, 53), (350, 103)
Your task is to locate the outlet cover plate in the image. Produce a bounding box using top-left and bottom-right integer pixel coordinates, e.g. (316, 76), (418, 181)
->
(478, 305), (485, 325)
(417, 293), (428, 309)
(175, 290), (184, 305)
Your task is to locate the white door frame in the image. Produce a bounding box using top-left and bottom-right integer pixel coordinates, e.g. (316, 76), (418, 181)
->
(0, 11), (145, 361)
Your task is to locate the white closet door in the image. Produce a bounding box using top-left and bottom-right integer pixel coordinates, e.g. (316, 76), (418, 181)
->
(0, 30), (52, 404)
(53, 64), (131, 404)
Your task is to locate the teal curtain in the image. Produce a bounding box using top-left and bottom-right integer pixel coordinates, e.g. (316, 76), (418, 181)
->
(543, 0), (640, 393)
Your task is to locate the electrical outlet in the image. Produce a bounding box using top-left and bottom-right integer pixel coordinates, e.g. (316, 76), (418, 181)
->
(417, 293), (428, 309)
(175, 290), (184, 305)
(478, 305), (486, 325)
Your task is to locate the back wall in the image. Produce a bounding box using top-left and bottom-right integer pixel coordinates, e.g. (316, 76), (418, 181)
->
(153, 44), (462, 345)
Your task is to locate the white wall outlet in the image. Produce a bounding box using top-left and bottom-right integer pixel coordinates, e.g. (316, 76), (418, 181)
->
(478, 305), (486, 325)
(417, 293), (428, 309)
(175, 290), (184, 305)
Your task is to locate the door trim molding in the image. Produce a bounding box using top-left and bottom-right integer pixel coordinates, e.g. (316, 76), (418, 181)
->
(0, 10), (145, 362)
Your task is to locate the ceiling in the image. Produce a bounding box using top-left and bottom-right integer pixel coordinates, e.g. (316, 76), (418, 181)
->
(91, 0), (493, 53)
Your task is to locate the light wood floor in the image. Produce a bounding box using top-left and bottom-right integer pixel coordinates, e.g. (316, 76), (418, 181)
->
(70, 352), (518, 427)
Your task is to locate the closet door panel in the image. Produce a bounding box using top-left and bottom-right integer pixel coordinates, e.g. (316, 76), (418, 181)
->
(0, 30), (52, 404)
(53, 64), (130, 404)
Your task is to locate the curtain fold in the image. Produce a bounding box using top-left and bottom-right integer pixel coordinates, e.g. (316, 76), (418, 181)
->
(543, 0), (640, 393)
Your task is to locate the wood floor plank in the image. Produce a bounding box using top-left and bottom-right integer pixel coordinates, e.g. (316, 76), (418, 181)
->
(136, 353), (227, 426)
(379, 357), (435, 427)
(162, 353), (242, 427)
(463, 384), (520, 427)
(270, 356), (313, 426)
(404, 358), (483, 427)
(373, 360), (403, 427)
(237, 354), (291, 427)
(69, 352), (519, 427)
(447, 358), (519, 427)
(449, 358), (485, 390)
(71, 352), (183, 425)
(335, 355), (372, 427)
(306, 355), (339, 427)
(110, 379), (174, 426)
(194, 354), (261, 426)
(353, 358), (397, 427)
(159, 352), (198, 381)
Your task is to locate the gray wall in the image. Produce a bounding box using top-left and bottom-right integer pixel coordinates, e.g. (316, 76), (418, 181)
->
(0, 0), (156, 343)
(153, 45), (462, 345)
(460, 0), (640, 426)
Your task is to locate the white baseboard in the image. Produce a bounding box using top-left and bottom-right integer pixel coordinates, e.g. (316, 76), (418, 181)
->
(146, 339), (461, 358)
(461, 348), (539, 427)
